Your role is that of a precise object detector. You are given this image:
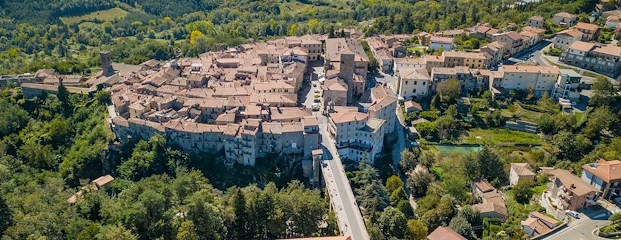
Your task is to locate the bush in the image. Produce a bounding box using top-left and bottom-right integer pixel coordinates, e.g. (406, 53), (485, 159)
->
(545, 48), (562, 57)
(610, 213), (621, 223)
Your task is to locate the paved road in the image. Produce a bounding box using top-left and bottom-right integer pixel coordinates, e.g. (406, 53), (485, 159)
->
(107, 104), (118, 118)
(543, 216), (609, 240)
(538, 52), (616, 83)
(305, 62), (368, 240)
(502, 40), (551, 66)
(317, 112), (369, 240)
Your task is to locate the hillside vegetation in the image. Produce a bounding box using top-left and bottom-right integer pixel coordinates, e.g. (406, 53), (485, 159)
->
(0, 0), (598, 75)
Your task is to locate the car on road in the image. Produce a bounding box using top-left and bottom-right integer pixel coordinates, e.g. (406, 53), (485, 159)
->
(311, 103), (320, 111)
(313, 98), (321, 103)
(314, 88), (320, 93)
(313, 83), (317, 87)
(566, 210), (580, 219)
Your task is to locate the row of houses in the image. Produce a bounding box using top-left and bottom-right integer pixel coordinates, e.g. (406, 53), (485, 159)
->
(111, 112), (321, 167)
(395, 62), (582, 102)
(560, 41), (621, 78)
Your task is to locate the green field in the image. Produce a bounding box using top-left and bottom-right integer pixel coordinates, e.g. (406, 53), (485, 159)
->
(501, 104), (546, 124)
(460, 128), (543, 146)
(60, 8), (128, 25)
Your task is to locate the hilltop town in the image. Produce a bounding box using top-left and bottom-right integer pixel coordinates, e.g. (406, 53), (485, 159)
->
(2, 1), (621, 239)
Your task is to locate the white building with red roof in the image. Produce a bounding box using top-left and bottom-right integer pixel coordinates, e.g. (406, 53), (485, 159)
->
(582, 159), (621, 200)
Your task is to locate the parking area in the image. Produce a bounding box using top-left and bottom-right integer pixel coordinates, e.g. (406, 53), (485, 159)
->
(300, 62), (324, 112)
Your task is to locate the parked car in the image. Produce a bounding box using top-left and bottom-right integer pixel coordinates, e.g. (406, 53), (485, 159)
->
(311, 103), (320, 111)
(314, 88), (320, 93)
(565, 210), (580, 219)
(313, 98), (321, 103)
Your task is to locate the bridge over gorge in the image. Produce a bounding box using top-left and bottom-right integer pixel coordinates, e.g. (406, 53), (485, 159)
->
(313, 114), (369, 240)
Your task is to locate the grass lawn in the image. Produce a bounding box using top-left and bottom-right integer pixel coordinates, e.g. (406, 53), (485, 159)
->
(460, 128), (543, 146)
(61, 8), (129, 25)
(501, 104), (545, 124)
(575, 107), (593, 127)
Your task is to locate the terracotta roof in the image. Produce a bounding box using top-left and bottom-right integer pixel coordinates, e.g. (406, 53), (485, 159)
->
(443, 51), (489, 59)
(511, 163), (536, 177)
(474, 179), (495, 193)
(568, 41), (597, 52)
(576, 22), (600, 32)
(502, 65), (560, 74)
(427, 227), (467, 240)
(404, 101), (422, 111)
(520, 30), (539, 38)
(555, 12), (576, 19)
(432, 66), (471, 75)
(329, 112), (368, 124)
(91, 175), (114, 188)
(522, 26), (546, 35)
(473, 202), (508, 218)
(583, 159), (621, 183)
(557, 29), (583, 38)
(325, 78), (348, 92)
(425, 55), (445, 62)
(550, 169), (598, 196)
(395, 57), (426, 65)
(430, 36), (454, 44)
(111, 116), (129, 128)
(522, 212), (559, 236)
(369, 85), (397, 112)
(529, 211), (560, 226)
(399, 67), (430, 80)
(500, 31), (524, 41)
(529, 15), (544, 21)
(522, 217), (553, 236)
(302, 116), (320, 127)
(593, 45), (621, 57)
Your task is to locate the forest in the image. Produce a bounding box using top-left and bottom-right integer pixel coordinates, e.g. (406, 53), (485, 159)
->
(0, 86), (337, 239)
(0, 0), (598, 75)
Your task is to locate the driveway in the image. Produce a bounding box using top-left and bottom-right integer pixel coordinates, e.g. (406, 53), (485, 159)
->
(543, 205), (612, 240)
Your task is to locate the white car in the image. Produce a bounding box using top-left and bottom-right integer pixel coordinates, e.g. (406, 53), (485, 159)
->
(565, 210), (580, 219)
(314, 88), (320, 93)
(311, 103), (320, 111)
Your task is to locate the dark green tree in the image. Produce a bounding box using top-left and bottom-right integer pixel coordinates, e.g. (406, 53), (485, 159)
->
(448, 216), (475, 240)
(0, 195), (11, 235)
(513, 180), (535, 203)
(377, 207), (408, 239)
